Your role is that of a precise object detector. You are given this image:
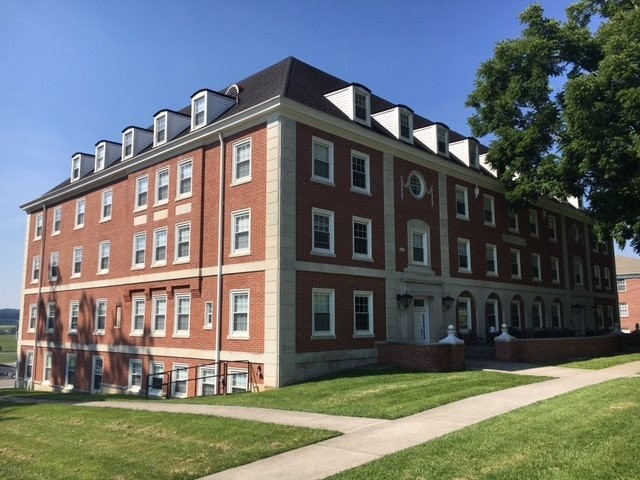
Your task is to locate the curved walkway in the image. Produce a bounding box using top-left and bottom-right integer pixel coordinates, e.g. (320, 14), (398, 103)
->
(83, 361), (640, 480)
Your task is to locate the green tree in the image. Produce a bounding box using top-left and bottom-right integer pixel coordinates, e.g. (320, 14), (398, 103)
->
(467, 0), (640, 252)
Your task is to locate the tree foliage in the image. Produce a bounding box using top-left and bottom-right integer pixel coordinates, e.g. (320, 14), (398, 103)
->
(467, 0), (640, 252)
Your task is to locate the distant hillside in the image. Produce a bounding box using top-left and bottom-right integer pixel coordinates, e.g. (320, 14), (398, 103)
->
(0, 309), (19, 326)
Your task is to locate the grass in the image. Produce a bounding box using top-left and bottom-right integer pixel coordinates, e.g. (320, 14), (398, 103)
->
(558, 352), (640, 370)
(0, 331), (17, 365)
(178, 368), (547, 419)
(330, 377), (640, 479)
(0, 400), (337, 480)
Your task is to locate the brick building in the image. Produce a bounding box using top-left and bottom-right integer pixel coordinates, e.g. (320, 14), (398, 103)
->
(616, 256), (640, 332)
(17, 57), (618, 395)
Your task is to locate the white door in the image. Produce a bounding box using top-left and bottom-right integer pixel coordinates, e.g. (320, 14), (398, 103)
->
(91, 356), (103, 393)
(412, 299), (430, 344)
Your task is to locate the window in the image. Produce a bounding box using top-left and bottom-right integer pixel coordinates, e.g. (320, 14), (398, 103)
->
(43, 352), (52, 385)
(483, 195), (495, 226)
(71, 156), (81, 181)
(153, 228), (167, 265)
(155, 114), (166, 145)
(193, 94), (206, 128)
(98, 241), (110, 274)
(52, 207), (61, 234)
(177, 160), (192, 197)
(529, 209), (539, 237)
(457, 297), (472, 331)
(408, 171), (425, 199)
(508, 209), (519, 232)
(486, 244), (498, 275)
(129, 360), (142, 391)
(25, 351), (34, 381)
(596, 305), (604, 329)
(46, 302), (56, 332)
(351, 151), (370, 194)
(437, 127), (449, 156)
(123, 131), (133, 158)
(573, 257), (584, 286)
(152, 296), (167, 335)
(232, 211), (250, 255)
(548, 216), (557, 241)
(618, 278), (627, 292)
(354, 89), (369, 122)
(34, 214), (43, 239)
(455, 186), (469, 219)
(532, 301), (543, 329)
(233, 140), (251, 183)
(400, 111), (411, 140)
(155, 168), (169, 204)
(486, 299), (499, 331)
(175, 295), (191, 334)
(594, 266), (601, 289)
(172, 365), (188, 398)
(312, 208), (334, 255)
(551, 257), (560, 283)
(510, 300), (522, 328)
(175, 223), (191, 262)
(410, 228), (428, 266)
(95, 300), (107, 333)
(229, 369), (248, 393)
(312, 137), (334, 184)
(101, 190), (113, 221)
(551, 302), (562, 329)
(312, 289), (335, 337)
(604, 268), (611, 290)
(607, 305), (614, 327)
(133, 233), (146, 268)
(75, 199), (85, 228)
(49, 252), (59, 281)
(200, 367), (217, 396)
(136, 176), (148, 209)
(72, 247), (82, 277)
(204, 301), (213, 329)
(96, 144), (105, 171)
(69, 301), (79, 333)
(92, 356), (103, 393)
(354, 292), (373, 336)
(149, 362), (164, 396)
(230, 291), (249, 337)
(457, 238), (471, 273)
(532, 253), (541, 281)
(352, 217), (372, 260)
(620, 302), (629, 318)
(32, 256), (40, 282)
(510, 249), (521, 278)
(28, 304), (37, 331)
(132, 298), (145, 334)
(65, 354), (76, 387)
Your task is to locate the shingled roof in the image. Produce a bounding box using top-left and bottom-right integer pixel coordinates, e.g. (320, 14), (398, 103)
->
(616, 255), (640, 276)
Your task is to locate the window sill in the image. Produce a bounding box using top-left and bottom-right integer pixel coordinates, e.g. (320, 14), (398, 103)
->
(27, 329), (35, 333)
(74, 225), (84, 230)
(151, 262), (167, 268)
(130, 332), (144, 337)
(352, 256), (373, 262)
(133, 206), (148, 213)
(70, 274), (81, 279)
(203, 325), (213, 330)
(311, 250), (335, 257)
(45, 329), (54, 334)
(153, 200), (169, 208)
(126, 387), (141, 395)
(131, 265), (145, 270)
(51, 231), (60, 237)
(530, 234), (539, 239)
(173, 258), (190, 265)
(97, 271), (109, 276)
(93, 332), (105, 336)
(68, 331), (77, 335)
(99, 217), (112, 223)
(486, 272), (499, 277)
(151, 332), (166, 337)
(350, 188), (371, 196)
(456, 215), (469, 221)
(227, 334), (249, 340)
(484, 222), (495, 228)
(175, 193), (193, 202)
(34, 236), (42, 241)
(310, 334), (336, 340)
(533, 278), (542, 282)
(230, 251), (250, 258)
(231, 177), (252, 187)
(311, 177), (334, 186)
(458, 269), (472, 274)
(511, 275), (522, 280)
(172, 333), (190, 339)
(508, 229), (519, 234)
(353, 333), (374, 339)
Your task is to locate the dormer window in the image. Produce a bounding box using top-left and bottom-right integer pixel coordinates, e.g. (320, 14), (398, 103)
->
(155, 114), (166, 145)
(192, 95), (206, 129)
(355, 90), (368, 122)
(71, 156), (81, 181)
(400, 112), (411, 139)
(469, 141), (479, 168)
(437, 127), (449, 156)
(95, 144), (105, 172)
(123, 131), (133, 159)
(325, 84), (371, 126)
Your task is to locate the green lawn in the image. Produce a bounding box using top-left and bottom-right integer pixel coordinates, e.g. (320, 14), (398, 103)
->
(179, 368), (547, 419)
(0, 401), (337, 480)
(559, 352), (640, 370)
(330, 377), (640, 479)
(0, 331), (17, 364)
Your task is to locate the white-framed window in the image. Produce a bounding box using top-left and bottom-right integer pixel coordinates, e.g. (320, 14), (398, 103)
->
(192, 94), (206, 129)
(529, 209), (539, 237)
(617, 278), (627, 292)
(46, 302), (56, 332)
(312, 137), (334, 184)
(312, 208), (334, 255)
(532, 301), (543, 329)
(352, 216), (372, 260)
(25, 350), (34, 381)
(410, 227), (429, 266)
(510, 249), (521, 278)
(351, 151), (370, 194)
(231, 210), (250, 255)
(486, 299), (499, 331)
(65, 353), (76, 387)
(155, 167), (169, 205)
(98, 241), (110, 274)
(508, 209), (519, 232)
(95, 300), (107, 334)
(596, 305), (604, 329)
(551, 256), (560, 283)
(457, 297), (472, 331)
(354, 88), (370, 123)
(152, 296), (167, 335)
(131, 298), (145, 334)
(548, 215), (558, 241)
(620, 302), (629, 318)
(312, 288), (335, 337)
(483, 195), (495, 226)
(49, 252), (59, 281)
(175, 223), (191, 262)
(229, 368), (249, 393)
(128, 359), (143, 391)
(52, 207), (62, 234)
(457, 238), (471, 273)
(594, 265), (602, 289)
(532, 253), (542, 281)
(133, 232), (146, 268)
(71, 156), (81, 181)
(28, 304), (37, 331)
(510, 299), (522, 328)
(123, 130), (133, 159)
(92, 355), (104, 393)
(149, 362), (164, 396)
(69, 301), (79, 333)
(455, 186), (469, 220)
(95, 143), (105, 171)
(175, 295), (191, 335)
(43, 351), (52, 385)
(486, 244), (498, 275)
(204, 301), (213, 329)
(101, 189), (113, 221)
(200, 366), (217, 396)
(31, 256), (40, 282)
(153, 228), (167, 266)
(399, 110), (412, 140)
(551, 301), (562, 329)
(135, 175), (148, 209)
(34, 214), (43, 239)
(172, 364), (189, 398)
(573, 257), (584, 286)
(233, 139), (251, 184)
(75, 199), (85, 228)
(177, 159), (192, 198)
(155, 113), (167, 145)
(604, 268), (611, 290)
(408, 171), (426, 199)
(354, 291), (374, 336)
(437, 125), (449, 156)
(230, 290), (249, 337)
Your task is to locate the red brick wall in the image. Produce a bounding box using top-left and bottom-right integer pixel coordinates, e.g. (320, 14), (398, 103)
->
(376, 342), (465, 372)
(495, 335), (622, 363)
(619, 277), (640, 332)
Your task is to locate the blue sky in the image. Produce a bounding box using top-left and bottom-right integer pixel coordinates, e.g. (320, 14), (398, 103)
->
(0, 0), (637, 308)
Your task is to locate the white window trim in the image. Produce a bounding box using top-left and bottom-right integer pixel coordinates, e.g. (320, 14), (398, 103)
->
(353, 291), (374, 337)
(552, 302), (563, 329)
(350, 150), (371, 195)
(132, 232), (146, 269)
(31, 256), (40, 283)
(173, 294), (191, 338)
(312, 288), (335, 338)
(95, 143), (105, 172)
(311, 137), (334, 185)
(101, 189), (113, 222)
(122, 129), (134, 160)
(455, 186), (469, 220)
(151, 295), (167, 337)
(532, 301), (543, 329)
(94, 299), (107, 335)
(25, 350), (34, 382)
(352, 87), (371, 126)
(508, 210), (519, 233)
(486, 244), (498, 276)
(487, 298), (500, 331)
(171, 364), (189, 398)
(617, 278), (627, 292)
(604, 268), (611, 290)
(532, 253), (542, 281)
(231, 209), (251, 257)
(229, 290), (250, 339)
(174, 222), (191, 264)
(457, 297), (472, 331)
(228, 367), (249, 393)
(71, 156), (81, 182)
(204, 301), (213, 330)
(149, 361), (165, 397)
(131, 297), (145, 336)
(74, 199), (85, 229)
(46, 301), (56, 333)
(191, 93), (207, 130)
(28, 304), (37, 332)
(409, 226), (430, 267)
(352, 216), (373, 261)
(152, 227), (168, 267)
(49, 252), (59, 282)
(529, 209), (539, 237)
(98, 241), (110, 275)
(199, 366), (217, 396)
(154, 167), (170, 206)
(232, 138), (252, 185)
(128, 359), (143, 392)
(551, 256), (561, 284)
(548, 215), (558, 242)
(594, 266), (602, 289)
(176, 159), (193, 200)
(457, 238), (471, 273)
(52, 207), (62, 235)
(510, 249), (522, 279)
(135, 175), (149, 211)
(154, 113), (167, 146)
(69, 301), (79, 334)
(483, 194), (495, 227)
(620, 302), (629, 318)
(64, 353), (76, 388)
(311, 208), (335, 256)
(34, 214), (43, 240)
(573, 257), (584, 286)
(42, 351), (52, 385)
(407, 171), (426, 199)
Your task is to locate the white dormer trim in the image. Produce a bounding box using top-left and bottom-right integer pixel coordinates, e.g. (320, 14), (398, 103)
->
(95, 144), (105, 172)
(324, 84), (371, 127)
(121, 127), (154, 160)
(414, 123), (449, 157)
(70, 153), (94, 182)
(154, 112), (167, 146)
(190, 89), (236, 132)
(153, 110), (191, 147)
(94, 140), (121, 172)
(371, 106), (413, 143)
(450, 137), (480, 169)
(479, 153), (497, 177)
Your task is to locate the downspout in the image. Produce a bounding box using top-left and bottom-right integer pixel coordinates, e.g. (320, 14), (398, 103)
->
(32, 203), (47, 389)
(214, 132), (225, 371)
